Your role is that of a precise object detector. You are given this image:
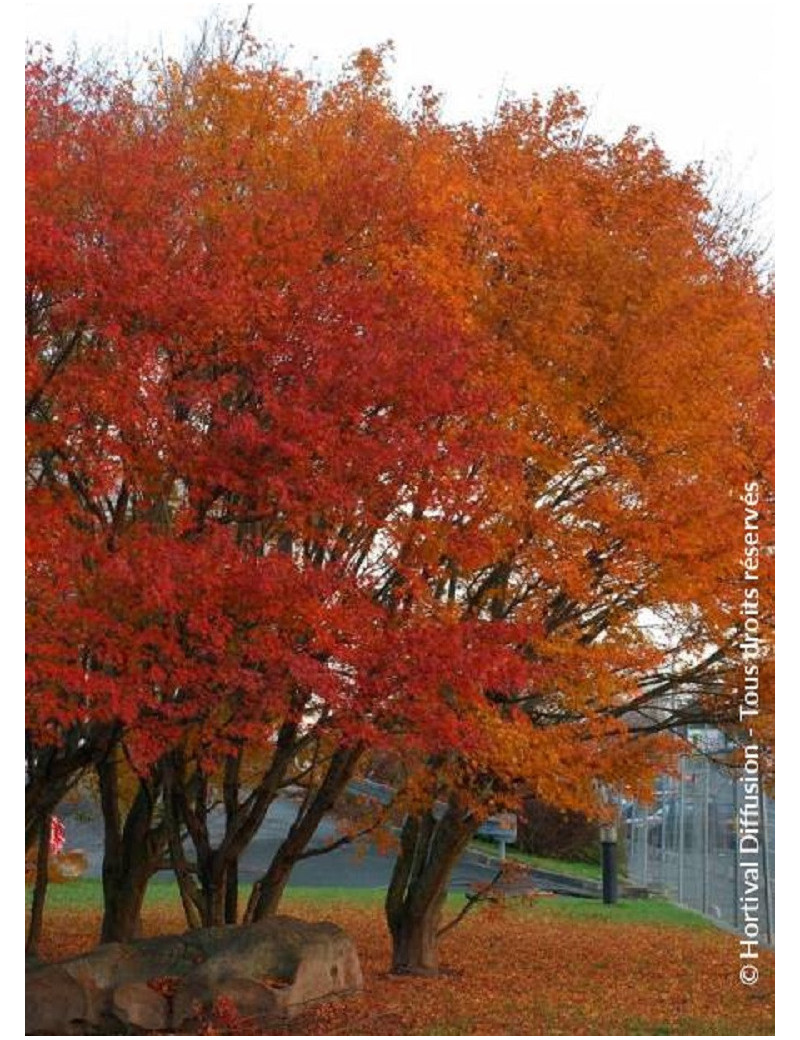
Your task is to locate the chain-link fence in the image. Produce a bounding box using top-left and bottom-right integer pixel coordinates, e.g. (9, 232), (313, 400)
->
(624, 754), (774, 944)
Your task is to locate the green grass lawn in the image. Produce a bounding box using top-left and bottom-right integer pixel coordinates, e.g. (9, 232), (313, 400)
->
(525, 893), (715, 929)
(27, 877), (711, 930)
(25, 879), (392, 915)
(469, 837), (603, 880)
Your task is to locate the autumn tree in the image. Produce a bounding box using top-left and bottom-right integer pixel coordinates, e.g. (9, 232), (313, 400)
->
(26, 39), (531, 936)
(379, 92), (773, 973)
(26, 35), (773, 967)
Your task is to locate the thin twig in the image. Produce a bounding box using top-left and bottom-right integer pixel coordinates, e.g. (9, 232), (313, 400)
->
(437, 866), (504, 938)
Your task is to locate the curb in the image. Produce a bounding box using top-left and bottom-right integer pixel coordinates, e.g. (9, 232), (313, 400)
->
(463, 847), (651, 900)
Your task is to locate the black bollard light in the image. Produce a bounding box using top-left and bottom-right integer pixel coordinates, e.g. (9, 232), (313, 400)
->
(600, 824), (618, 905)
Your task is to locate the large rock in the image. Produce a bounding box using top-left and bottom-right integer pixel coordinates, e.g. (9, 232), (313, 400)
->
(25, 965), (88, 1036)
(111, 981), (170, 1032)
(26, 915), (363, 1035)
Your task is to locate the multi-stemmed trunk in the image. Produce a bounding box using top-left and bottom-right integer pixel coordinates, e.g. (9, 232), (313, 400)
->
(385, 801), (476, 975)
(25, 724), (115, 850)
(245, 743), (364, 921)
(97, 752), (168, 944)
(165, 721), (304, 929)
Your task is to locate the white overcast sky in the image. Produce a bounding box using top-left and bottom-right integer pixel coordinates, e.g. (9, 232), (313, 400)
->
(25, 0), (774, 224)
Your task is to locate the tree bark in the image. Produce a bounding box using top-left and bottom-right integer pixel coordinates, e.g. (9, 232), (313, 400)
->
(163, 756), (204, 930)
(166, 721), (303, 927)
(97, 753), (167, 944)
(389, 902), (445, 976)
(224, 862), (239, 925)
(100, 865), (151, 945)
(26, 813), (51, 957)
(385, 801), (476, 975)
(223, 753), (241, 925)
(246, 743), (364, 921)
(25, 724), (115, 849)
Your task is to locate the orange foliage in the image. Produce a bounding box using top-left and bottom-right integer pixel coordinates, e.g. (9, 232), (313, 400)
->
(26, 38), (773, 832)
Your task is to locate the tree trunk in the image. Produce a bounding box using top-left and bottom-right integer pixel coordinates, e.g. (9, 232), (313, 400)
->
(26, 768), (68, 852)
(165, 723), (303, 928)
(198, 871), (227, 928)
(246, 743), (363, 922)
(245, 847), (294, 920)
(26, 813), (51, 957)
(163, 758), (204, 930)
(97, 754), (167, 944)
(25, 723), (116, 849)
(385, 802), (476, 975)
(100, 868), (151, 944)
(223, 753), (241, 925)
(186, 771), (228, 928)
(389, 902), (446, 976)
(224, 862), (239, 925)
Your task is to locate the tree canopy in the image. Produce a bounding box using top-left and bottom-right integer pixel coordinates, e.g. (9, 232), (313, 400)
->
(26, 34), (774, 967)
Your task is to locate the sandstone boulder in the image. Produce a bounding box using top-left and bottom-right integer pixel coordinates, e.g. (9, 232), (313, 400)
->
(26, 915), (362, 1035)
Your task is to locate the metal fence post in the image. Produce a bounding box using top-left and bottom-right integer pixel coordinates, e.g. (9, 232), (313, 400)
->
(659, 780), (667, 889)
(702, 756), (710, 916)
(677, 756), (685, 904)
(601, 825), (618, 904)
(669, 773), (679, 899)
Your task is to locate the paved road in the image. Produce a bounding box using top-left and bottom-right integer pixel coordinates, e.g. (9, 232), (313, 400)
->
(59, 794), (604, 899)
(58, 796), (510, 894)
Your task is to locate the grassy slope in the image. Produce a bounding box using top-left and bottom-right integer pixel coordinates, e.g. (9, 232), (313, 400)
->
(469, 838), (603, 880)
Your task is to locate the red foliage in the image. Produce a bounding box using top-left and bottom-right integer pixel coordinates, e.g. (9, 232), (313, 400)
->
(26, 42), (773, 823)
